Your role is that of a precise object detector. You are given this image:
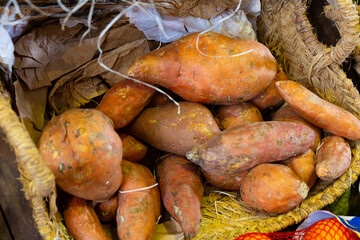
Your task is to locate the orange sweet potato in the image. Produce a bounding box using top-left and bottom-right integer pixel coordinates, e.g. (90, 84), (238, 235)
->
(250, 69), (286, 110)
(156, 154), (203, 239)
(186, 121), (315, 176)
(95, 194), (118, 222)
(126, 102), (220, 156)
(316, 136), (351, 181)
(63, 196), (111, 240)
(118, 132), (147, 163)
(202, 169), (248, 191)
(240, 163), (309, 214)
(128, 32), (278, 105)
(273, 103), (322, 152)
(38, 109), (122, 201)
(117, 160), (161, 240)
(97, 79), (155, 129)
(281, 149), (317, 188)
(215, 102), (263, 130)
(276, 80), (360, 140)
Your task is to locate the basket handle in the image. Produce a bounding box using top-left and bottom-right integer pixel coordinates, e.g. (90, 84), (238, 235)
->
(0, 90), (55, 198)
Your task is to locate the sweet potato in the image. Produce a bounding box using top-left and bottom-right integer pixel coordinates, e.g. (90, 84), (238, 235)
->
(38, 109), (122, 201)
(156, 154), (203, 239)
(117, 160), (160, 240)
(126, 102), (220, 156)
(97, 79), (155, 129)
(186, 121), (315, 176)
(281, 149), (317, 188)
(118, 132), (147, 163)
(273, 103), (322, 152)
(316, 136), (351, 181)
(63, 196), (111, 240)
(276, 80), (360, 140)
(128, 32), (278, 105)
(95, 194), (118, 222)
(147, 90), (175, 107)
(215, 102), (263, 130)
(240, 163), (309, 214)
(202, 169), (248, 191)
(250, 69), (286, 110)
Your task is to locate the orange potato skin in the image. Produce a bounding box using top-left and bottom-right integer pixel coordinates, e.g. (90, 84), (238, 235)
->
(273, 104), (322, 152)
(215, 102), (263, 130)
(63, 196), (111, 240)
(128, 32), (278, 104)
(126, 102), (220, 156)
(281, 149), (317, 188)
(316, 136), (351, 181)
(202, 169), (248, 191)
(240, 164), (309, 214)
(117, 160), (161, 240)
(156, 154), (203, 239)
(276, 80), (360, 140)
(118, 132), (147, 163)
(94, 194), (118, 222)
(97, 79), (155, 129)
(250, 69), (286, 110)
(38, 109), (122, 201)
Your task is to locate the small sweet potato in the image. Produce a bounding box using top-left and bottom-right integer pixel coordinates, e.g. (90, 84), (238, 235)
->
(97, 79), (155, 129)
(63, 196), (111, 240)
(128, 32), (278, 104)
(38, 109), (122, 201)
(156, 154), (203, 239)
(117, 160), (161, 240)
(202, 169), (248, 191)
(250, 69), (286, 110)
(118, 132), (147, 163)
(186, 121), (315, 176)
(316, 136), (351, 181)
(240, 163), (309, 214)
(281, 149), (317, 188)
(276, 80), (360, 140)
(273, 103), (322, 152)
(126, 102), (220, 156)
(147, 90), (175, 107)
(95, 194), (118, 222)
(215, 102), (263, 130)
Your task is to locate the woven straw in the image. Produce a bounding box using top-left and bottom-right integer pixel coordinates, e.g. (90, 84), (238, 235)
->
(1, 0), (360, 239)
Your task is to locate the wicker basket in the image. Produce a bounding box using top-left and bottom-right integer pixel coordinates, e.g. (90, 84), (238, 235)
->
(1, 0), (360, 239)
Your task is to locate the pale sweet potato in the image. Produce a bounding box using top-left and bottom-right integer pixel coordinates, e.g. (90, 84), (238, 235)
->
(126, 102), (220, 156)
(118, 132), (147, 163)
(276, 80), (360, 140)
(156, 154), (203, 239)
(128, 32), (278, 104)
(240, 163), (309, 214)
(316, 136), (351, 181)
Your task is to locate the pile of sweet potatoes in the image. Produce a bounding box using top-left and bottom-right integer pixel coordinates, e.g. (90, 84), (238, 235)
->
(37, 32), (359, 239)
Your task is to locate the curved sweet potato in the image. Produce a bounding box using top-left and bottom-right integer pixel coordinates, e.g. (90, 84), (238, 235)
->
(97, 79), (155, 129)
(117, 160), (161, 240)
(187, 121), (315, 176)
(128, 32), (278, 104)
(156, 154), (203, 239)
(240, 163), (309, 214)
(276, 80), (360, 140)
(316, 136), (351, 181)
(38, 109), (122, 201)
(202, 169), (248, 191)
(63, 196), (111, 240)
(126, 102), (220, 156)
(118, 132), (147, 163)
(215, 102), (263, 130)
(95, 194), (118, 222)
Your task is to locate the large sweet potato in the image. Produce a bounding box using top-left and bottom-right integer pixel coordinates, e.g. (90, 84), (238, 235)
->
(186, 121), (315, 176)
(126, 102), (220, 156)
(156, 154), (203, 239)
(63, 196), (111, 240)
(97, 79), (155, 129)
(240, 163), (309, 214)
(276, 80), (360, 140)
(117, 160), (161, 240)
(316, 136), (351, 181)
(128, 32), (278, 104)
(38, 109), (122, 201)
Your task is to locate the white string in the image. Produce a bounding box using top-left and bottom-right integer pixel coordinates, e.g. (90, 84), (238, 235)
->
(119, 183), (158, 193)
(57, 0), (71, 13)
(61, 0), (88, 31)
(79, 0), (95, 44)
(53, 228), (61, 240)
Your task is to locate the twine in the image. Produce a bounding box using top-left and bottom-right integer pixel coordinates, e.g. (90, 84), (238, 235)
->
(119, 183), (159, 194)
